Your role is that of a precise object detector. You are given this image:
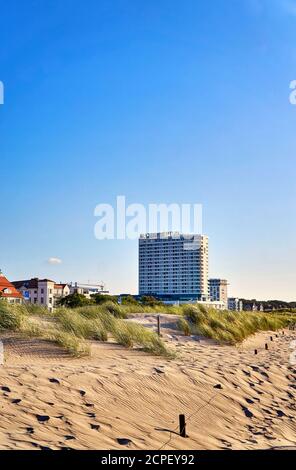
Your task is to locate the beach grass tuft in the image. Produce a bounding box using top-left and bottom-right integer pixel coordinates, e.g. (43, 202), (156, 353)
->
(178, 304), (293, 344)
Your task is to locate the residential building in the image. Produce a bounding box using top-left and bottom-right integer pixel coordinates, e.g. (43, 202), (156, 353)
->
(69, 282), (109, 299)
(209, 279), (228, 307)
(227, 297), (243, 312)
(139, 232), (209, 301)
(12, 278), (56, 312)
(0, 271), (23, 304)
(53, 283), (70, 308)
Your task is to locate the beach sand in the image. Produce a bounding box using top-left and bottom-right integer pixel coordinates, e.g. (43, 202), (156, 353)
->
(0, 316), (295, 450)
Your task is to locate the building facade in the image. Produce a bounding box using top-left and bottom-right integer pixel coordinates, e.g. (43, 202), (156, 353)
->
(209, 279), (228, 307)
(53, 283), (70, 308)
(0, 272), (23, 304)
(139, 232), (209, 301)
(12, 279), (72, 311)
(69, 282), (109, 299)
(12, 278), (58, 312)
(12, 278), (108, 311)
(227, 297), (243, 312)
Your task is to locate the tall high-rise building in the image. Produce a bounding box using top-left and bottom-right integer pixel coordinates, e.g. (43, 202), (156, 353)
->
(138, 232), (209, 301)
(209, 278), (228, 307)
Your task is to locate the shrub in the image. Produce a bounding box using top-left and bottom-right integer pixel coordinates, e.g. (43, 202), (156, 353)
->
(58, 293), (92, 308)
(91, 294), (118, 305)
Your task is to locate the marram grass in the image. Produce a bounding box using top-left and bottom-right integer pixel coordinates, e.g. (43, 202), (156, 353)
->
(0, 301), (172, 357)
(178, 304), (294, 344)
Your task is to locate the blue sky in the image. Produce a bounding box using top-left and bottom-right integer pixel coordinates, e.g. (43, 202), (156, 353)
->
(0, 0), (296, 300)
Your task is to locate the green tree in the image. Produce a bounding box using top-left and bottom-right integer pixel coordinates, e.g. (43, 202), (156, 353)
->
(140, 296), (164, 307)
(58, 293), (92, 308)
(91, 294), (118, 305)
(121, 295), (139, 306)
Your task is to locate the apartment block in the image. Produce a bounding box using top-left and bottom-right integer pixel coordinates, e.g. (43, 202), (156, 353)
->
(209, 279), (228, 307)
(139, 232), (209, 301)
(69, 282), (109, 299)
(227, 297), (243, 312)
(12, 278), (71, 312)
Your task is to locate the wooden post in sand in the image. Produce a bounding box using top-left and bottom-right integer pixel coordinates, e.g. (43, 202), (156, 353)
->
(157, 315), (161, 337)
(265, 343), (269, 350)
(270, 336), (273, 342)
(179, 414), (186, 438)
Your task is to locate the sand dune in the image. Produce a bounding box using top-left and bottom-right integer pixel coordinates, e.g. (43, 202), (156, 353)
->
(0, 320), (295, 450)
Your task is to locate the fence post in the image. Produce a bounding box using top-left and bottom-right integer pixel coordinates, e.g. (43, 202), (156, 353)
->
(157, 315), (161, 337)
(179, 414), (186, 438)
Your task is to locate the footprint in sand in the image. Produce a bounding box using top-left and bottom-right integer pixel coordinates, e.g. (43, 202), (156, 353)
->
(243, 370), (251, 377)
(26, 427), (34, 434)
(117, 438), (132, 446)
(86, 412), (96, 418)
(64, 435), (76, 440)
(214, 383), (223, 389)
(90, 424), (100, 430)
(11, 398), (21, 404)
(79, 390), (86, 396)
(241, 406), (254, 418)
(36, 414), (50, 423)
(220, 439), (232, 448)
(245, 398), (255, 404)
(1, 386), (11, 393)
(49, 378), (60, 384)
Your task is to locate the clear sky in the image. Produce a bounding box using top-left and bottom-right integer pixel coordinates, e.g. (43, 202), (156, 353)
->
(0, 0), (296, 300)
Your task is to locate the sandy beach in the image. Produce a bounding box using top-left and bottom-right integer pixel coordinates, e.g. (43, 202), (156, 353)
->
(0, 316), (295, 450)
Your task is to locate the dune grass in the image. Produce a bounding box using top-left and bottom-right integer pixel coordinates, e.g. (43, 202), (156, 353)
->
(43, 330), (90, 357)
(53, 305), (173, 357)
(178, 304), (294, 344)
(1, 300), (292, 354)
(0, 302), (24, 330)
(0, 301), (172, 357)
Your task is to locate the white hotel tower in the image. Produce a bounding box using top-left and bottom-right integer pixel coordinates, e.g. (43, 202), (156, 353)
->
(139, 232), (209, 302)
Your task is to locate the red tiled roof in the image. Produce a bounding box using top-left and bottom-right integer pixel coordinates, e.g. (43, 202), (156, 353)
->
(54, 284), (67, 289)
(0, 275), (23, 299)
